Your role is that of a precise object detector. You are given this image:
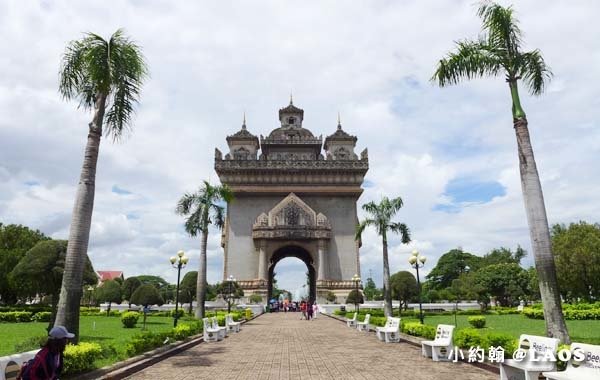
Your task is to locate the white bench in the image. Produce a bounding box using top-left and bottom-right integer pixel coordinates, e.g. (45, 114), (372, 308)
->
(356, 314), (371, 332)
(421, 324), (455, 361)
(499, 334), (559, 380)
(542, 342), (600, 380)
(226, 314), (241, 333)
(202, 317), (223, 342)
(346, 312), (358, 328)
(211, 317), (228, 339)
(376, 317), (401, 343)
(1, 350), (38, 380)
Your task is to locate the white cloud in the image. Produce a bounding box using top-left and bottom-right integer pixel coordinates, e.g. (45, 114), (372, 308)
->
(1, 0), (599, 290)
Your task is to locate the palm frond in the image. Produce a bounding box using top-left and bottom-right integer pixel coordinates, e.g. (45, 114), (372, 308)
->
(517, 49), (552, 96)
(176, 193), (199, 215)
(211, 205), (226, 229)
(389, 222), (411, 244)
(184, 207), (203, 237)
(104, 29), (148, 140)
(432, 39), (503, 87)
(217, 184), (234, 204)
(355, 219), (375, 241)
(362, 201), (379, 215)
(477, 1), (522, 55)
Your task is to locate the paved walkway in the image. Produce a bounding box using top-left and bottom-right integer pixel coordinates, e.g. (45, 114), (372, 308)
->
(126, 312), (496, 380)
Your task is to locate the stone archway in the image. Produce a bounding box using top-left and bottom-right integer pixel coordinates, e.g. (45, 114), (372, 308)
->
(267, 245), (316, 303)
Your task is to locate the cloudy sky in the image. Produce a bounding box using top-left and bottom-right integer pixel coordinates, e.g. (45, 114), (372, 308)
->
(1, 1), (599, 296)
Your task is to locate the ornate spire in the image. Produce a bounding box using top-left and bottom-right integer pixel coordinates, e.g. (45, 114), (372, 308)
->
(337, 112), (342, 130)
(242, 111), (246, 130)
(290, 91), (293, 105)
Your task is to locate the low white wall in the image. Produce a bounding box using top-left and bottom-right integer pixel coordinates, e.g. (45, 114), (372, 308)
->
(0, 350), (38, 380)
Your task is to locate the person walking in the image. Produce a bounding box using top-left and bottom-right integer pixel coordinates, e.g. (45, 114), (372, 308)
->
(312, 302), (319, 319)
(300, 301), (307, 320)
(18, 326), (74, 379)
(307, 301), (313, 320)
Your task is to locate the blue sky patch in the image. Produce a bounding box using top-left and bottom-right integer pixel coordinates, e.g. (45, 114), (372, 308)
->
(434, 177), (506, 212)
(112, 185), (132, 195)
(24, 180), (40, 186)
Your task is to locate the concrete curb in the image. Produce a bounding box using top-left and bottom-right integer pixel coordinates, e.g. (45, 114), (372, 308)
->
(72, 314), (262, 380)
(323, 313), (500, 375)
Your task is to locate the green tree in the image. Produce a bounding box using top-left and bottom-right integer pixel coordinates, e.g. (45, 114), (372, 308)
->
(95, 279), (122, 315)
(179, 271), (197, 314)
(9, 240), (96, 330)
(0, 223), (48, 304)
(55, 29), (148, 341)
(346, 289), (364, 306)
(552, 222), (600, 301)
(473, 263), (530, 307)
(130, 284), (164, 329)
(426, 248), (482, 290)
(363, 277), (382, 301)
(215, 280), (244, 311)
(527, 267), (541, 302)
(249, 294), (263, 304)
(432, 1), (568, 342)
(390, 271), (418, 315)
(356, 197), (411, 317)
(482, 246), (527, 266)
(135, 275), (169, 289)
(176, 181), (233, 319)
(325, 291), (337, 303)
(121, 277), (141, 308)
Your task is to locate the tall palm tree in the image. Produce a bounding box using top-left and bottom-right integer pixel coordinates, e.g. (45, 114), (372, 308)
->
(431, 1), (569, 342)
(55, 29), (147, 340)
(356, 197), (411, 317)
(176, 181), (233, 318)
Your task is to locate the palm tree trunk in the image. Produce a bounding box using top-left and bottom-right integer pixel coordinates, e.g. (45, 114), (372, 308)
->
(382, 234), (392, 317)
(55, 94), (106, 342)
(514, 115), (570, 343)
(196, 223), (209, 319)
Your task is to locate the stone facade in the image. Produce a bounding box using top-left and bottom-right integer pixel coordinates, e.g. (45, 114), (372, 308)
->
(215, 100), (368, 303)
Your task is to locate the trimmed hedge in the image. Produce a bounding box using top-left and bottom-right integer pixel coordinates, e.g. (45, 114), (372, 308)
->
(483, 332), (517, 358)
(402, 322), (436, 340)
(63, 342), (103, 375)
(523, 306), (600, 320)
(454, 328), (483, 348)
(0, 311), (34, 322)
(32, 311), (52, 322)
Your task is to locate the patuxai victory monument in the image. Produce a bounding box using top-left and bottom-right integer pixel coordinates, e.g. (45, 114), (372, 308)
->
(214, 99), (369, 303)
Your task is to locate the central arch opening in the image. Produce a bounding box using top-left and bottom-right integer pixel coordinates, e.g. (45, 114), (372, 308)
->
(268, 245), (316, 303)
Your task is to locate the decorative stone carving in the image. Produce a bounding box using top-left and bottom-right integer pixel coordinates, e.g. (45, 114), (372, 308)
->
(253, 212), (268, 228)
(233, 146), (251, 160)
(215, 148), (222, 160)
(361, 148), (369, 161)
(316, 213), (331, 228)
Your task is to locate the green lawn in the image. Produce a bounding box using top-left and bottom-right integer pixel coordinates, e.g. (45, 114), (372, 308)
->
(0, 315), (189, 359)
(412, 314), (600, 344)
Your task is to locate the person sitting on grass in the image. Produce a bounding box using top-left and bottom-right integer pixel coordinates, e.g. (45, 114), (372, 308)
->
(18, 326), (74, 380)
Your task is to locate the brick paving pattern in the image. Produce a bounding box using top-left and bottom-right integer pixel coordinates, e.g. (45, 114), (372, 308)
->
(126, 312), (496, 380)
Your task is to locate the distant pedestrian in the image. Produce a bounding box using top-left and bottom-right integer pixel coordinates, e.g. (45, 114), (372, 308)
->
(18, 325), (74, 380)
(307, 302), (313, 320)
(312, 302), (319, 319)
(300, 301), (307, 320)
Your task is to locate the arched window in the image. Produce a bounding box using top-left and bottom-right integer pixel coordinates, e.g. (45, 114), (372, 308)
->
(288, 117), (296, 125)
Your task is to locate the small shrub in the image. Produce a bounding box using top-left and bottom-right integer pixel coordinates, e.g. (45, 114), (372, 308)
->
(170, 309), (185, 319)
(402, 322), (436, 340)
(125, 331), (170, 357)
(63, 342), (102, 375)
(556, 344), (570, 371)
(172, 324), (192, 341)
(121, 311), (140, 328)
(370, 316), (387, 327)
(468, 316), (486, 328)
(32, 311), (52, 322)
(523, 308), (544, 319)
(454, 328), (483, 348)
(245, 308), (253, 320)
(483, 332), (517, 358)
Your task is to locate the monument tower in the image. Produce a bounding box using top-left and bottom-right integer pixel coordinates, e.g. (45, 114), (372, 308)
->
(214, 99), (369, 303)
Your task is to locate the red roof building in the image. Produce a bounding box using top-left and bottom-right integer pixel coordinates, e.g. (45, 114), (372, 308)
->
(96, 270), (124, 285)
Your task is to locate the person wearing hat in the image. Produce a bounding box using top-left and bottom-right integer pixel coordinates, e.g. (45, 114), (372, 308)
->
(18, 326), (74, 380)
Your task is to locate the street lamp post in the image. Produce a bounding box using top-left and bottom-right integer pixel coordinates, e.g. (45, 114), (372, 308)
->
(409, 250), (427, 324)
(351, 274), (361, 313)
(170, 250), (188, 327)
(227, 274), (236, 313)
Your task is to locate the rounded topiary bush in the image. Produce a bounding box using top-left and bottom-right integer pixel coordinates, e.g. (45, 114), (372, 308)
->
(121, 311), (140, 328)
(468, 316), (486, 328)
